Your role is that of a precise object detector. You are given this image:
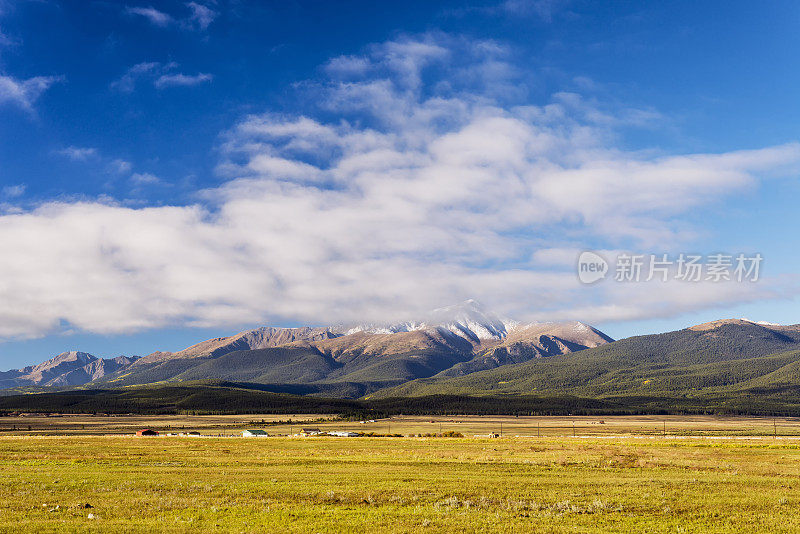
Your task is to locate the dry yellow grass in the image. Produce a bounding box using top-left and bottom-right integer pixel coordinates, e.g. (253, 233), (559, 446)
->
(1, 416), (800, 532)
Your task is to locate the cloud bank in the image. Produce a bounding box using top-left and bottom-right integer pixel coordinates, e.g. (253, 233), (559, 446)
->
(1, 34), (798, 340)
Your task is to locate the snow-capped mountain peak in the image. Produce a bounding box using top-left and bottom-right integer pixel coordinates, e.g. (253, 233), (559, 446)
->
(343, 299), (521, 341)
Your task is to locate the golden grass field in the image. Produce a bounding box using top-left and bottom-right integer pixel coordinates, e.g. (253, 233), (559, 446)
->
(2, 415), (800, 532)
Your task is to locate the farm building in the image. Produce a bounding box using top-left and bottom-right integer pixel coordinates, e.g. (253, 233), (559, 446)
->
(242, 429), (268, 437)
(136, 429), (159, 436)
(328, 431), (359, 437)
(299, 428), (322, 437)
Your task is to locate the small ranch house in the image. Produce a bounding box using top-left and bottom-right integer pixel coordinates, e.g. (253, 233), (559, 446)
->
(242, 429), (268, 437)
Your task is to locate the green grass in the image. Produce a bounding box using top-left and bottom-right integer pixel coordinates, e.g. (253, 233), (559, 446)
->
(2, 434), (800, 532)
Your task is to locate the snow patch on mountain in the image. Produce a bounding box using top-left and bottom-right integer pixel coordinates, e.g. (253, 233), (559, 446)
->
(741, 318), (783, 327)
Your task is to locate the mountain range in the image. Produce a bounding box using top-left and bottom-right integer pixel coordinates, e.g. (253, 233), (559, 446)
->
(371, 318), (800, 399)
(5, 303), (800, 413)
(0, 352), (137, 390)
(0, 301), (611, 396)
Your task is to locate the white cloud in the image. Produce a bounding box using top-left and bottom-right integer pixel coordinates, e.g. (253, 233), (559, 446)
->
(110, 62), (161, 92)
(125, 3), (217, 31)
(130, 172), (161, 185)
(108, 159), (132, 174)
(531, 248), (581, 267)
(0, 74), (61, 110)
(324, 55), (371, 77)
(186, 2), (217, 31)
(1, 184), (25, 198)
(57, 146), (98, 161)
(0, 34), (798, 341)
(54, 147), (136, 179)
(154, 72), (213, 89)
(112, 62), (211, 92)
(125, 6), (173, 27)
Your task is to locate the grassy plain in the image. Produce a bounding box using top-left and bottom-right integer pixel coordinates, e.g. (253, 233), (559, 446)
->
(2, 416), (800, 532)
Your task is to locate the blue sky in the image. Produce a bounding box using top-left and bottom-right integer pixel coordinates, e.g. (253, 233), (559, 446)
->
(1, 0), (800, 368)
